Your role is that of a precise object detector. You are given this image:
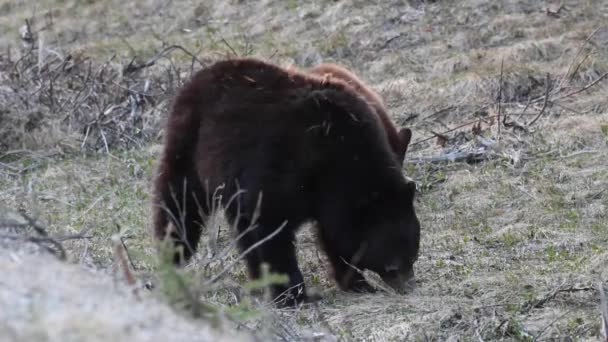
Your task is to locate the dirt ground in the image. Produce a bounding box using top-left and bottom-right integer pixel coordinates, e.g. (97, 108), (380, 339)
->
(1, 0), (607, 341)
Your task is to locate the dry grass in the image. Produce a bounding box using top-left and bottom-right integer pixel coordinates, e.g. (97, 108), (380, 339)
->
(1, 0), (608, 341)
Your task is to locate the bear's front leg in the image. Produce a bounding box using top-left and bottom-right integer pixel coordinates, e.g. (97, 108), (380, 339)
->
(239, 225), (318, 307)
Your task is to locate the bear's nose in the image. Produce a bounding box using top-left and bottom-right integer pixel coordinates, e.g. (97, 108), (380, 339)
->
(380, 268), (416, 294)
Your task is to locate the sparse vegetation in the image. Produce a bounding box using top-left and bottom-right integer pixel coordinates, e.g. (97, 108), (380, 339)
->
(1, 0), (607, 341)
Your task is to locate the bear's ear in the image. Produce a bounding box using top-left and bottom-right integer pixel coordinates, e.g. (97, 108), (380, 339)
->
(397, 128), (413, 161)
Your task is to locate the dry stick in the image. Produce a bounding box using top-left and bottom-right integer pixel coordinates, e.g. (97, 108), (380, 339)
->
(560, 26), (604, 88)
(497, 58), (504, 137)
(0, 233), (66, 260)
(74, 195), (104, 222)
(122, 45), (206, 74)
(340, 254), (397, 295)
(204, 200), (260, 268)
(112, 234), (139, 300)
(533, 308), (575, 342)
(220, 37), (239, 57)
(599, 282), (608, 342)
(568, 53), (591, 83)
(553, 71), (608, 101)
(202, 182), (227, 255)
(509, 66), (602, 107)
(53, 225), (94, 242)
(410, 113), (504, 146)
(410, 65), (608, 146)
(18, 210), (50, 237)
(0, 161), (22, 172)
(523, 284), (594, 313)
(407, 150), (491, 165)
(528, 73), (552, 126)
(204, 220), (288, 286)
(120, 236), (137, 271)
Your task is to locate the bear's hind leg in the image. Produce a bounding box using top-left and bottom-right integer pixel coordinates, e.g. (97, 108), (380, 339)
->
(153, 169), (208, 265)
(259, 228), (308, 307)
(232, 218), (314, 307)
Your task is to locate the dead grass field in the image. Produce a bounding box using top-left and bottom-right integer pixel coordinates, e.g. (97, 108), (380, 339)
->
(1, 0), (607, 341)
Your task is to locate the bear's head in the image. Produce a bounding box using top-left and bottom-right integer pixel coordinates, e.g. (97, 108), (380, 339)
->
(350, 177), (420, 293)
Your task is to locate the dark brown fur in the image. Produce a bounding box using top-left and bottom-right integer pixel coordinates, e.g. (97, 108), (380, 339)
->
(151, 57), (421, 307)
(309, 62), (412, 163)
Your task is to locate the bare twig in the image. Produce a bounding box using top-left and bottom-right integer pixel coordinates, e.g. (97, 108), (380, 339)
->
(379, 32), (406, 50)
(340, 253), (397, 294)
(18, 210), (50, 237)
(560, 26), (604, 87)
(74, 195), (104, 222)
(527, 73), (551, 126)
(0, 233), (66, 260)
(407, 150), (491, 164)
(523, 284), (595, 313)
(599, 282), (608, 342)
(411, 111), (525, 147)
(204, 220), (288, 286)
(53, 226), (94, 242)
(112, 233), (139, 299)
(122, 45), (206, 74)
(553, 71), (608, 101)
(567, 53), (591, 83)
(220, 38), (239, 57)
(497, 58), (504, 137)
(1, 209), (95, 260)
(533, 308), (575, 341)
(563, 149), (599, 158)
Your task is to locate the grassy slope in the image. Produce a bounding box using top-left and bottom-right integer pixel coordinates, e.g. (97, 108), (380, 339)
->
(1, 0), (607, 341)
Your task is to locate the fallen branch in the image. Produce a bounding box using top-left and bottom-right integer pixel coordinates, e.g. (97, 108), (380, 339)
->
(407, 150), (491, 164)
(122, 45), (206, 74)
(516, 97), (532, 121)
(204, 220), (288, 286)
(527, 73), (552, 126)
(53, 226), (94, 242)
(18, 209), (50, 237)
(0, 233), (66, 260)
(219, 37), (238, 57)
(522, 284), (595, 313)
(599, 282), (608, 342)
(533, 308), (575, 342)
(563, 148), (599, 159)
(112, 233), (139, 299)
(411, 112), (541, 147)
(497, 58), (504, 136)
(410, 53), (607, 148)
(560, 26), (604, 88)
(567, 53), (591, 83)
(340, 255), (396, 295)
(553, 71), (608, 101)
(0, 209), (94, 260)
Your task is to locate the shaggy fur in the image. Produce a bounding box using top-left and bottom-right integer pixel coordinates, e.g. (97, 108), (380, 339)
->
(309, 62), (412, 163)
(151, 57), (421, 306)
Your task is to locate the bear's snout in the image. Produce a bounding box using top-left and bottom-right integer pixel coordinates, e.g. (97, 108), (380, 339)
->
(380, 268), (416, 294)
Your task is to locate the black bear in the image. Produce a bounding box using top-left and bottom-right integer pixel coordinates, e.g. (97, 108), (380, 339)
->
(309, 62), (412, 163)
(151, 57), (421, 307)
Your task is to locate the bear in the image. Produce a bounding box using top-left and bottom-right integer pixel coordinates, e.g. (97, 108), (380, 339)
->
(151, 57), (421, 307)
(308, 62), (412, 164)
